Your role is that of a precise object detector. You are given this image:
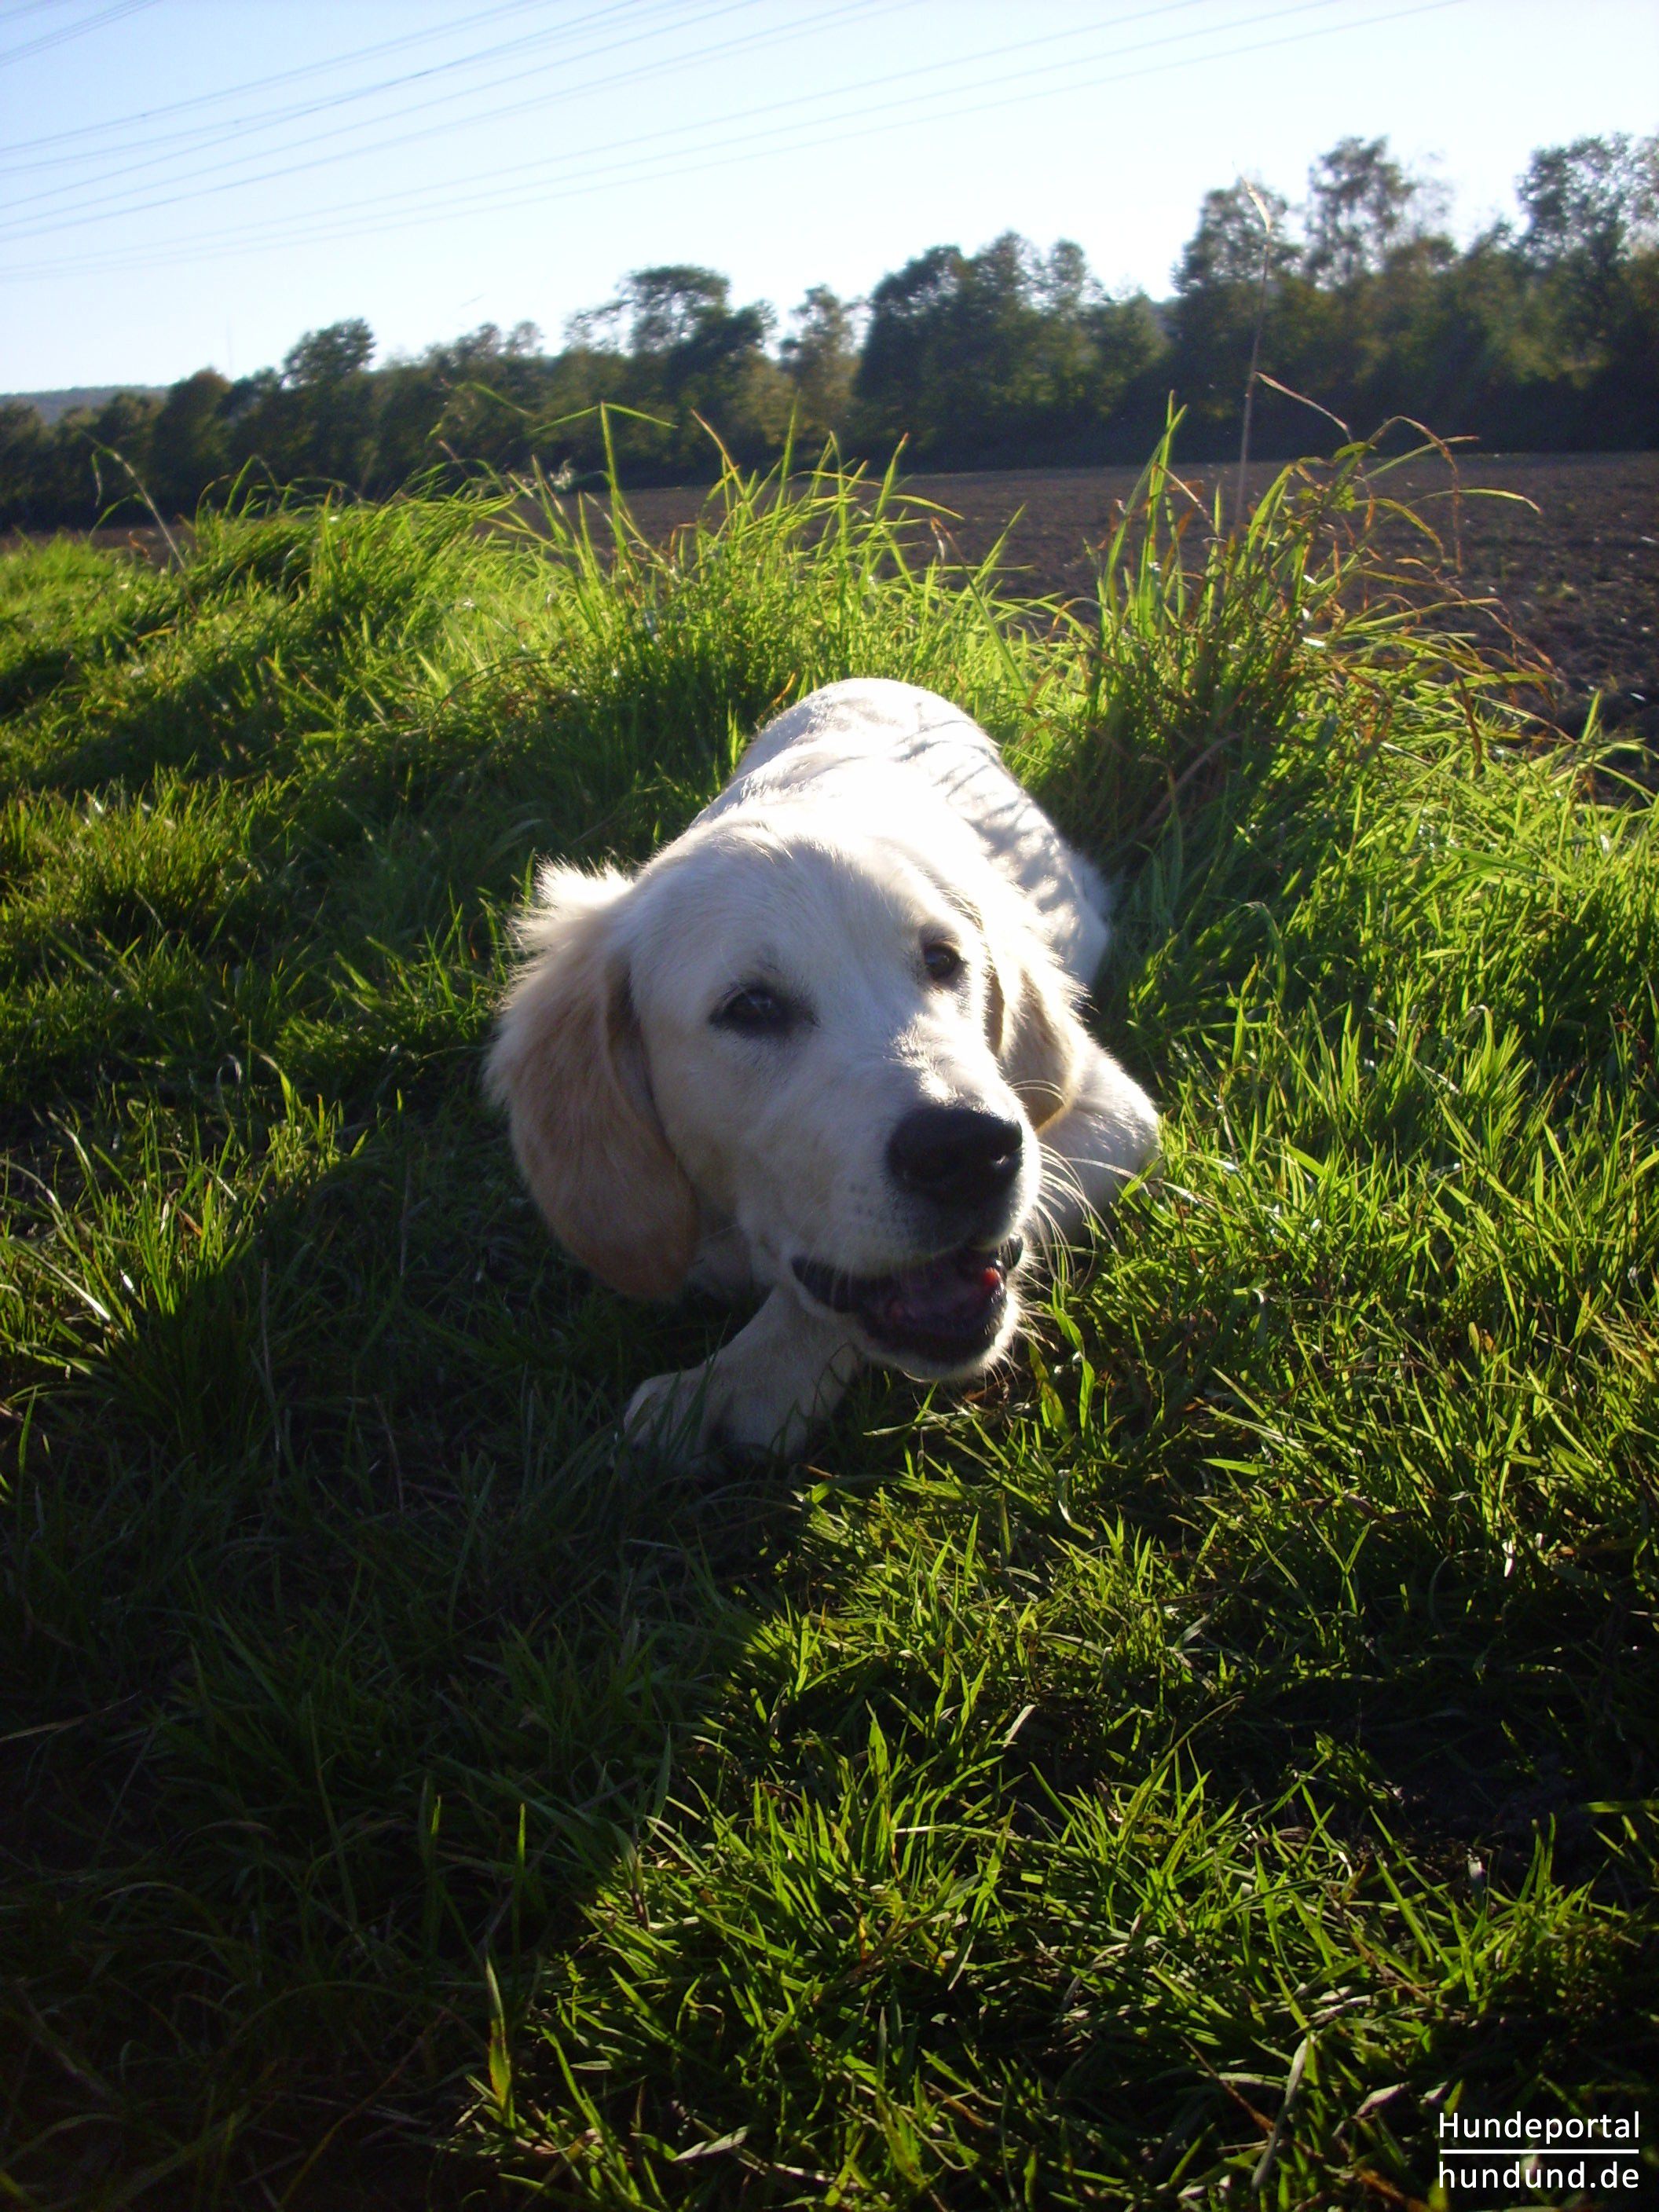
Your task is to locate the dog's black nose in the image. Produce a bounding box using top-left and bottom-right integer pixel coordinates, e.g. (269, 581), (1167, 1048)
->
(887, 1105), (1024, 1209)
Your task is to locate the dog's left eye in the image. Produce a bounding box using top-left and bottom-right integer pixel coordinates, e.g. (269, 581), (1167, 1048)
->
(712, 984), (798, 1036)
(922, 940), (965, 983)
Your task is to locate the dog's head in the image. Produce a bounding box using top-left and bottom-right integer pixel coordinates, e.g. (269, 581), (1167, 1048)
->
(486, 804), (1089, 1377)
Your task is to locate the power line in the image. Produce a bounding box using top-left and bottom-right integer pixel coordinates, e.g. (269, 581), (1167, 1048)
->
(0, 0), (157, 68)
(0, 0), (1471, 288)
(0, 0), (590, 151)
(0, 0), (709, 181)
(0, 0), (744, 203)
(1, 0), (126, 20)
(1, 0), (1376, 255)
(0, 0), (866, 221)
(0, 0), (1282, 244)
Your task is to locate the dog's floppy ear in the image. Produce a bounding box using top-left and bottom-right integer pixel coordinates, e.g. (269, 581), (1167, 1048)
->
(984, 912), (1087, 1133)
(486, 865), (698, 1300)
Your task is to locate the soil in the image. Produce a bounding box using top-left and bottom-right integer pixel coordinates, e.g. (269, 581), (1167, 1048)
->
(619, 450), (1659, 744)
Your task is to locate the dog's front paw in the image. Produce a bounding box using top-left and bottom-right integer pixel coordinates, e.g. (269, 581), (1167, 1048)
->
(621, 1292), (862, 1468)
(622, 1359), (816, 1468)
(623, 1364), (730, 1467)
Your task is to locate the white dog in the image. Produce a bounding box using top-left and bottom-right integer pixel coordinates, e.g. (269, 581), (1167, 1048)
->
(487, 679), (1158, 1462)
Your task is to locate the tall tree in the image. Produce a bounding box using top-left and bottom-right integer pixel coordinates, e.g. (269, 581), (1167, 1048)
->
(282, 320), (375, 387)
(618, 266), (734, 356)
(1175, 180), (1296, 293)
(1518, 134), (1659, 277)
(151, 370), (232, 508)
(780, 285), (859, 441)
(278, 319), (377, 487)
(1302, 137), (1423, 286)
(1170, 181), (1299, 442)
(855, 233), (1163, 465)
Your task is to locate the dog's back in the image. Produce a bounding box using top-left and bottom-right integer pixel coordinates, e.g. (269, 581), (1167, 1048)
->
(707, 679), (1111, 985)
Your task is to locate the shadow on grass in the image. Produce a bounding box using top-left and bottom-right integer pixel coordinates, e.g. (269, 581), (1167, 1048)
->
(0, 1102), (831, 2204)
(7, 1093), (1657, 2203)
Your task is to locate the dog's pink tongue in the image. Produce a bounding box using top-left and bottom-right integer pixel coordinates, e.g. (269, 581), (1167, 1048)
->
(883, 1252), (1002, 1333)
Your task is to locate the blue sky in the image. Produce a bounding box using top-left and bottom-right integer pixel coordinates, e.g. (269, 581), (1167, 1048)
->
(2, 0), (1655, 391)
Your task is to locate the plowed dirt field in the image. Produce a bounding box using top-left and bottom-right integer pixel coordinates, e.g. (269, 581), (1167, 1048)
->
(620, 450), (1659, 744)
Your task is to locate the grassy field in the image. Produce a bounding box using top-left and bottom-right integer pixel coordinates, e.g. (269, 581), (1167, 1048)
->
(1, 442), (1656, 2207)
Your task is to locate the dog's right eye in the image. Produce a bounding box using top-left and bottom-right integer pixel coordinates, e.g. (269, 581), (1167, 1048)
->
(712, 984), (798, 1036)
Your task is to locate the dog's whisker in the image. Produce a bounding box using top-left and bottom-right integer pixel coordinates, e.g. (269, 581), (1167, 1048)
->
(1038, 1149), (1091, 1203)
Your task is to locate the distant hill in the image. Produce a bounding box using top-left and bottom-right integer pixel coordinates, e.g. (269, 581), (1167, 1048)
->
(2, 386), (166, 425)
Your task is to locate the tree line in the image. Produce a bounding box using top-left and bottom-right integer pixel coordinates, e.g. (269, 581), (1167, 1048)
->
(3, 131), (1655, 530)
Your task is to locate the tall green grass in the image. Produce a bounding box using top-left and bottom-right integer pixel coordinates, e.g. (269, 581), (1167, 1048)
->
(0, 440), (1654, 2207)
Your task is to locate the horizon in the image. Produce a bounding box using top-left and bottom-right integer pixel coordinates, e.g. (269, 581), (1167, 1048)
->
(2, 0), (1656, 394)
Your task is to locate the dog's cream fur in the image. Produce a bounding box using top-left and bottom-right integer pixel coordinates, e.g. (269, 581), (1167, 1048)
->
(488, 679), (1158, 1460)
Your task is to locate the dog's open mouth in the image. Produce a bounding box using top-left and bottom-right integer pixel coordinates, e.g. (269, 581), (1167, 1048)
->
(792, 1239), (1022, 1364)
